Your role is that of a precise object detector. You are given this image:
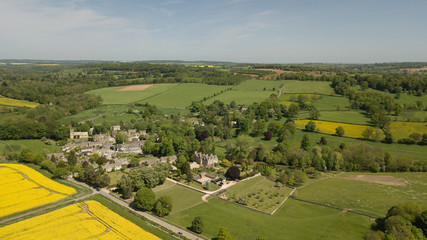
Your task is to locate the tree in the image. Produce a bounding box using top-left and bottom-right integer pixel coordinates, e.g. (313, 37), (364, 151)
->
(53, 167), (69, 179)
(319, 136), (327, 145)
(96, 156), (107, 166)
(217, 227), (231, 240)
(362, 127), (374, 140)
(252, 120), (265, 137)
(300, 134), (311, 150)
(293, 170), (307, 186)
(305, 121), (316, 132)
(67, 150), (78, 165)
(116, 132), (127, 144)
(191, 216), (204, 234)
(225, 165), (240, 180)
(133, 187), (156, 211)
(98, 174), (110, 188)
(264, 130), (273, 140)
(154, 196), (173, 217)
(117, 176), (133, 199)
(335, 126), (345, 137)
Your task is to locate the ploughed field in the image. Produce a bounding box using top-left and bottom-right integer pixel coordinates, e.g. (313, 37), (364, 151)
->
(0, 200), (160, 240)
(0, 164), (76, 217)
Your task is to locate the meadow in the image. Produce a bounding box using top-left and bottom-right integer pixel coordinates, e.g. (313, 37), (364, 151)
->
(294, 172), (427, 217)
(0, 164), (76, 217)
(205, 90), (273, 105)
(87, 84), (177, 105)
(165, 197), (371, 240)
(0, 200), (160, 240)
(0, 96), (39, 108)
(155, 184), (204, 215)
(225, 175), (294, 213)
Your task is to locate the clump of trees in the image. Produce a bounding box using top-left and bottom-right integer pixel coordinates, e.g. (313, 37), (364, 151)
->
(133, 187), (173, 217)
(365, 203), (426, 240)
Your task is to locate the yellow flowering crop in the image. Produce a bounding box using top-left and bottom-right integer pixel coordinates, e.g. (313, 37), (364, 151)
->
(0, 164), (76, 217)
(0, 201), (161, 240)
(0, 96), (39, 108)
(295, 120), (426, 139)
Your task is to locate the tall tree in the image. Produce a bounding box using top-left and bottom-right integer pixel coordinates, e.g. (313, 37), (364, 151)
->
(133, 187), (156, 211)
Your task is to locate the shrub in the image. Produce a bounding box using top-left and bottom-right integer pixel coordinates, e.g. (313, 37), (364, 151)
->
(335, 126), (345, 137)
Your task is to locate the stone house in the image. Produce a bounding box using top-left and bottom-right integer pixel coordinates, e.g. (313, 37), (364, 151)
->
(194, 152), (219, 167)
(70, 129), (88, 139)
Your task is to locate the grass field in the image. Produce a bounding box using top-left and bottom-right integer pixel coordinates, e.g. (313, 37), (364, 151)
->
(87, 84), (178, 104)
(0, 96), (39, 108)
(0, 164), (76, 217)
(295, 172), (427, 217)
(299, 111), (371, 125)
(232, 79), (288, 91)
(165, 197), (371, 240)
(225, 176), (293, 213)
(0, 139), (60, 155)
(282, 81), (335, 95)
(155, 184), (204, 214)
(0, 200), (160, 239)
(138, 83), (230, 109)
(396, 111), (427, 122)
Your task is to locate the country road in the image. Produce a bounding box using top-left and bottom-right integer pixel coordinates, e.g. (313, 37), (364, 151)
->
(67, 177), (204, 240)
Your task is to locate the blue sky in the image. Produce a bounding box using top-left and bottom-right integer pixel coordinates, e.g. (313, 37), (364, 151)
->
(0, 0), (426, 63)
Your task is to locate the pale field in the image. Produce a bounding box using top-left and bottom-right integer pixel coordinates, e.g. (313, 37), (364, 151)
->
(0, 164), (76, 217)
(0, 201), (160, 240)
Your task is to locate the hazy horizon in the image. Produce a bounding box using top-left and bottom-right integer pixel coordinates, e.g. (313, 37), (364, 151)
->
(1, 0), (426, 63)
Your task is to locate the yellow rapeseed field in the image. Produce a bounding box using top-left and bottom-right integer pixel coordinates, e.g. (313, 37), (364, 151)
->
(0, 96), (39, 108)
(295, 120), (426, 139)
(0, 201), (161, 240)
(0, 164), (76, 217)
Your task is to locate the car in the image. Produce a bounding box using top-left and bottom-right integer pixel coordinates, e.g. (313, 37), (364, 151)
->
(178, 231), (182, 235)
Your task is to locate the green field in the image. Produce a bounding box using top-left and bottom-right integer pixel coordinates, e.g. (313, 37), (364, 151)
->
(282, 81), (335, 95)
(233, 79), (288, 91)
(299, 110), (371, 125)
(0, 140), (60, 155)
(225, 176), (293, 213)
(137, 83), (230, 109)
(60, 104), (143, 124)
(295, 172), (427, 217)
(155, 185), (204, 214)
(205, 90), (273, 105)
(165, 197), (371, 240)
(87, 84), (178, 105)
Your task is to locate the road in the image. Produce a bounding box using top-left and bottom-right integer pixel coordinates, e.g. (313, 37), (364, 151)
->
(67, 177), (204, 240)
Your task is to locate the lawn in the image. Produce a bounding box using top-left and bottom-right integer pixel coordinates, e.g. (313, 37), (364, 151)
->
(225, 175), (293, 213)
(165, 197), (371, 240)
(295, 172), (427, 217)
(282, 81), (335, 95)
(87, 84), (178, 105)
(0, 139), (60, 155)
(155, 185), (204, 214)
(138, 83), (230, 109)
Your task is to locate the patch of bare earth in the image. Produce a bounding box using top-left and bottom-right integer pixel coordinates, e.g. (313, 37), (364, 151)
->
(342, 175), (406, 186)
(400, 67), (427, 72)
(117, 84), (153, 91)
(117, 83), (177, 91)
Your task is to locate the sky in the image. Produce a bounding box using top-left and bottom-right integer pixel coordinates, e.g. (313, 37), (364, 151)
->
(0, 0), (426, 63)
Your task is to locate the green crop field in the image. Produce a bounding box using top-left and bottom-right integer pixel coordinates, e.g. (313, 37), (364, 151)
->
(138, 83), (230, 109)
(87, 84), (178, 104)
(295, 172), (427, 217)
(0, 140), (60, 156)
(233, 79), (288, 91)
(155, 185), (204, 214)
(225, 176), (293, 213)
(205, 90), (273, 105)
(165, 197), (371, 240)
(282, 81), (335, 95)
